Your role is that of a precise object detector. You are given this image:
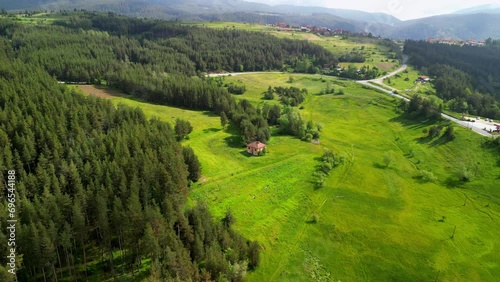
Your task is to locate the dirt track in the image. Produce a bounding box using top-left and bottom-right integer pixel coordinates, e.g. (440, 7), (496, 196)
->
(76, 85), (121, 99)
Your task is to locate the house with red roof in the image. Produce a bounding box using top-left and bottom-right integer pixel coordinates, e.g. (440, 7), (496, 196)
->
(246, 141), (267, 156)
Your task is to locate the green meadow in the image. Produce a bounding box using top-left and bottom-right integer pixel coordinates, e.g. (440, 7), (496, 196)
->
(79, 73), (500, 281)
(2, 12), (68, 25)
(383, 66), (436, 96)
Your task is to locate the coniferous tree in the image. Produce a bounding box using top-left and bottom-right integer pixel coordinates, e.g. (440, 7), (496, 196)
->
(182, 146), (202, 183)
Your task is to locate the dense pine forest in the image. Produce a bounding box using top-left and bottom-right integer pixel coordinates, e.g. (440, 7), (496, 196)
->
(0, 11), (343, 280)
(0, 38), (261, 280)
(0, 12), (338, 144)
(404, 40), (500, 119)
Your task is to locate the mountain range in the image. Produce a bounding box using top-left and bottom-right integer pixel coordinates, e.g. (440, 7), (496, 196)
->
(1, 0), (499, 40)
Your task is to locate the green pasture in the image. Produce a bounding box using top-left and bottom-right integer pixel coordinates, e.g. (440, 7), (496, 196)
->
(75, 73), (500, 281)
(218, 73), (349, 105)
(383, 67), (436, 96)
(5, 12), (66, 25)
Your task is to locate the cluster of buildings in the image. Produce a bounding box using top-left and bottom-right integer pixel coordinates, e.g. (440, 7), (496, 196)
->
(268, 23), (370, 37)
(426, 38), (486, 47)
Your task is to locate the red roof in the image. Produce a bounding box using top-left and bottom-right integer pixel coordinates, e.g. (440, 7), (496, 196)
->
(247, 141), (267, 149)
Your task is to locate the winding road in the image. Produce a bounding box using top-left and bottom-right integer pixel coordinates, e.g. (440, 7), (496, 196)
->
(356, 55), (496, 138)
(207, 56), (497, 138)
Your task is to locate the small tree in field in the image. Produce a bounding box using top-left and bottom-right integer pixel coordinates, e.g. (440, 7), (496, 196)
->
(175, 118), (193, 141)
(383, 153), (393, 168)
(443, 125), (455, 141)
(220, 112), (228, 128)
(428, 125), (442, 139)
(222, 209), (235, 228)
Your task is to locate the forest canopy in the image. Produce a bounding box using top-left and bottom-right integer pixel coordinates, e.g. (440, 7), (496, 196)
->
(404, 40), (500, 118)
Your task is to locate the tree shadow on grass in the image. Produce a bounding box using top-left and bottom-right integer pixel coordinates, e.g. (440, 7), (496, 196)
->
(225, 135), (243, 148)
(224, 124), (244, 148)
(429, 135), (453, 147)
(389, 115), (437, 130)
(415, 135), (433, 144)
(415, 135), (453, 147)
(444, 176), (466, 189)
(239, 151), (255, 158)
(202, 111), (219, 117)
(373, 162), (388, 169)
(203, 128), (222, 134)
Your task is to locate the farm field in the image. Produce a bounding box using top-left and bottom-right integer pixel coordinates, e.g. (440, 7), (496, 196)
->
(77, 73), (500, 281)
(1, 12), (68, 25)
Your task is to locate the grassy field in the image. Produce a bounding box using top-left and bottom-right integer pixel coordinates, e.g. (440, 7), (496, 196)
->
(1, 12), (67, 25)
(77, 74), (500, 281)
(382, 66), (436, 96)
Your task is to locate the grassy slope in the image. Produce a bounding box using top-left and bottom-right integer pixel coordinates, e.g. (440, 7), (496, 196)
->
(383, 66), (436, 95)
(80, 74), (500, 281)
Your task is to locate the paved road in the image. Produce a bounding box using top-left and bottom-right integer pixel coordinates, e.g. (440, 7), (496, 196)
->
(207, 71), (285, 77)
(205, 59), (497, 138)
(355, 55), (497, 138)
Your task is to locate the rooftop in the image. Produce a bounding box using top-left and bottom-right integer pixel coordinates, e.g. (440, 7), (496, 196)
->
(247, 141), (267, 149)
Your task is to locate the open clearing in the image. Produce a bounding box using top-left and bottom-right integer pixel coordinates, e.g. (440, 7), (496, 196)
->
(76, 74), (500, 281)
(75, 85), (124, 99)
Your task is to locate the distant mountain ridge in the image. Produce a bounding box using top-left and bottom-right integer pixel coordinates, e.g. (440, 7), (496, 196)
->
(385, 13), (500, 40)
(0, 0), (399, 24)
(453, 3), (500, 15)
(2, 0), (500, 40)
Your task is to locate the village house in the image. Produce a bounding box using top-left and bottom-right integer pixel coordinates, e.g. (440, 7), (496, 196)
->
(416, 76), (430, 83)
(246, 141), (267, 156)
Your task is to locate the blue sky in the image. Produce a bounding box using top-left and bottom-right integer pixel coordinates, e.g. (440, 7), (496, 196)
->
(247, 0), (500, 20)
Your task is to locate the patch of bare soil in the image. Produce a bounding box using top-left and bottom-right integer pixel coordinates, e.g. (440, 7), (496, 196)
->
(76, 85), (124, 99)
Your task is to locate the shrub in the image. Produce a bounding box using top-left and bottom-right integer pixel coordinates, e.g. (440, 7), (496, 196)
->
(311, 213), (319, 223)
(304, 133), (313, 142)
(459, 165), (473, 182)
(428, 125), (443, 138)
(443, 125), (455, 141)
(227, 83), (246, 94)
(419, 170), (437, 182)
(264, 91), (274, 100)
(175, 118), (193, 141)
(383, 153), (393, 168)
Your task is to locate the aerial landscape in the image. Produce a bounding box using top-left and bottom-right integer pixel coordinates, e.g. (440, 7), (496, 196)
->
(0, 0), (499, 281)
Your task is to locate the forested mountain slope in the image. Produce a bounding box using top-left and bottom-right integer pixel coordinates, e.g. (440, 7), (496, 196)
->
(0, 12), (344, 279)
(0, 12), (333, 281)
(0, 0), (399, 28)
(0, 38), (261, 281)
(404, 40), (500, 118)
(386, 13), (500, 40)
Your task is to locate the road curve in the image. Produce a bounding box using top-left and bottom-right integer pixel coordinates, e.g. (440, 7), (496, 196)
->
(205, 60), (497, 138)
(355, 56), (496, 138)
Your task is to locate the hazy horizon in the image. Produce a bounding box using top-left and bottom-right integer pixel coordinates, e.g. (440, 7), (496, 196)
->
(246, 0), (500, 20)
